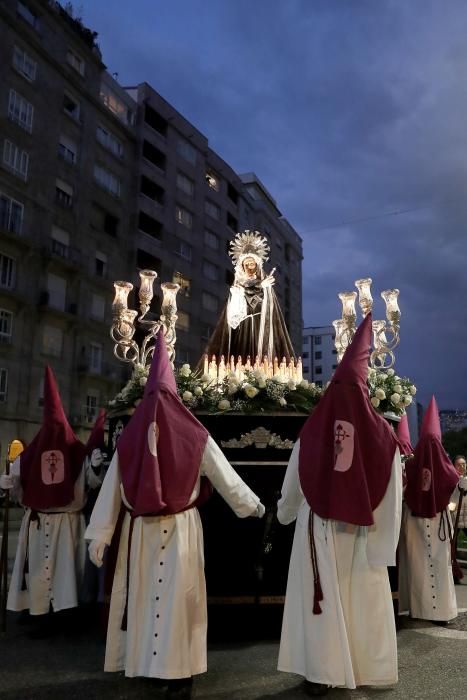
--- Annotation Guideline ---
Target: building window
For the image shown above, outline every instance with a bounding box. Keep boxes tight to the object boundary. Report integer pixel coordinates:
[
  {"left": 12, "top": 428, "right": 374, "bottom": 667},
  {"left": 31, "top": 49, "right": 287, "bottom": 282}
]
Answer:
[
  {"left": 315, "top": 366, "right": 322, "bottom": 375},
  {"left": 0, "top": 310, "right": 13, "bottom": 344},
  {"left": 13, "top": 45, "right": 37, "bottom": 81},
  {"left": 42, "top": 325, "right": 63, "bottom": 358},
  {"left": 177, "top": 139, "right": 197, "bottom": 165},
  {"left": 142, "top": 140, "right": 166, "bottom": 171},
  {"left": 17, "top": 2, "right": 39, "bottom": 29},
  {"left": 173, "top": 271, "right": 191, "bottom": 297},
  {"left": 55, "top": 179, "right": 73, "bottom": 208},
  {"left": 58, "top": 134, "right": 77, "bottom": 165},
  {"left": 204, "top": 229, "right": 219, "bottom": 250},
  {"left": 315, "top": 351, "right": 322, "bottom": 360},
  {"left": 174, "top": 239, "right": 192, "bottom": 261},
  {"left": 202, "top": 291, "right": 218, "bottom": 313},
  {"left": 0, "top": 193, "right": 23, "bottom": 234},
  {"left": 94, "top": 165, "right": 121, "bottom": 198},
  {"left": 176, "top": 310, "right": 190, "bottom": 332},
  {"left": 0, "top": 368, "right": 7, "bottom": 402},
  {"left": 201, "top": 325, "right": 213, "bottom": 341},
  {"left": 47, "top": 273, "right": 66, "bottom": 311},
  {"left": 91, "top": 203, "right": 119, "bottom": 237},
  {"left": 302, "top": 352, "right": 309, "bottom": 359},
  {"left": 227, "top": 183, "right": 239, "bottom": 205},
  {"left": 332, "top": 348, "right": 337, "bottom": 355},
  {"left": 95, "top": 251, "right": 107, "bottom": 277},
  {"left": 51, "top": 226, "right": 70, "bottom": 258},
  {"left": 205, "top": 170, "right": 220, "bottom": 191},
  {"left": 63, "top": 92, "right": 81, "bottom": 121},
  {"left": 227, "top": 212, "right": 238, "bottom": 231},
  {"left": 314, "top": 336, "right": 322, "bottom": 345},
  {"left": 90, "top": 343, "right": 103, "bottom": 373},
  {"left": 316, "top": 380, "right": 323, "bottom": 388},
  {"left": 205, "top": 200, "right": 220, "bottom": 220},
  {"left": 66, "top": 48, "right": 85, "bottom": 76},
  {"left": 96, "top": 124, "right": 123, "bottom": 158},
  {"left": 139, "top": 211, "right": 163, "bottom": 240},
  {"left": 0, "top": 254, "right": 15, "bottom": 289},
  {"left": 144, "top": 104, "right": 168, "bottom": 137},
  {"left": 203, "top": 260, "right": 219, "bottom": 282},
  {"left": 8, "top": 90, "right": 33, "bottom": 132},
  {"left": 136, "top": 249, "right": 161, "bottom": 273},
  {"left": 100, "top": 82, "right": 134, "bottom": 125},
  {"left": 85, "top": 392, "right": 99, "bottom": 422},
  {"left": 332, "top": 364, "right": 338, "bottom": 370},
  {"left": 3, "top": 140, "right": 29, "bottom": 180},
  {"left": 175, "top": 205, "right": 193, "bottom": 229},
  {"left": 176, "top": 172, "right": 194, "bottom": 197},
  {"left": 303, "top": 366, "right": 309, "bottom": 374},
  {"left": 91, "top": 293, "right": 105, "bottom": 321},
  {"left": 140, "top": 175, "right": 164, "bottom": 205}
]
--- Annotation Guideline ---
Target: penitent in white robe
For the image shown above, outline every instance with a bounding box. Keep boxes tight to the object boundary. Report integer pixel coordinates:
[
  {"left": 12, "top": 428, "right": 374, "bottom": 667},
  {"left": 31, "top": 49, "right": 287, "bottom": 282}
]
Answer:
[
  {"left": 7, "top": 458, "right": 87, "bottom": 615},
  {"left": 277, "top": 440, "right": 402, "bottom": 689},
  {"left": 398, "top": 504, "right": 457, "bottom": 622},
  {"left": 84, "top": 435, "right": 261, "bottom": 680}
]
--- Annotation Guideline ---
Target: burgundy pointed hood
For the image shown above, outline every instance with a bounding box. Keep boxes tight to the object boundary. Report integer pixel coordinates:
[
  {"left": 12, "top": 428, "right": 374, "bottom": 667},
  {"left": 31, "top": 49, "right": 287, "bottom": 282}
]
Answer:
[
  {"left": 117, "top": 332, "right": 209, "bottom": 516},
  {"left": 20, "top": 366, "right": 86, "bottom": 509},
  {"left": 405, "top": 396, "right": 458, "bottom": 517},
  {"left": 299, "top": 313, "right": 398, "bottom": 526},
  {"left": 396, "top": 414, "right": 413, "bottom": 456},
  {"left": 85, "top": 409, "right": 106, "bottom": 455}
]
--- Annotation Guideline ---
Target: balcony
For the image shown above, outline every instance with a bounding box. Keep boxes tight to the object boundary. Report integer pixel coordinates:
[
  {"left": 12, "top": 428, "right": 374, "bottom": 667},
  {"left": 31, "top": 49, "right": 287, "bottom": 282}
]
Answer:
[{"left": 43, "top": 239, "right": 83, "bottom": 270}]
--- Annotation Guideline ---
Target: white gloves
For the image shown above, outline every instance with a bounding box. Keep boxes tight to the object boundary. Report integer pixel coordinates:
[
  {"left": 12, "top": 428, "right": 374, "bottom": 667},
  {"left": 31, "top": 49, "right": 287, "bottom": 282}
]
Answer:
[
  {"left": 459, "top": 477, "right": 467, "bottom": 492},
  {"left": 261, "top": 275, "right": 275, "bottom": 289},
  {"left": 0, "top": 474, "right": 15, "bottom": 490},
  {"left": 89, "top": 540, "right": 106, "bottom": 568},
  {"left": 255, "top": 503, "right": 266, "bottom": 518}
]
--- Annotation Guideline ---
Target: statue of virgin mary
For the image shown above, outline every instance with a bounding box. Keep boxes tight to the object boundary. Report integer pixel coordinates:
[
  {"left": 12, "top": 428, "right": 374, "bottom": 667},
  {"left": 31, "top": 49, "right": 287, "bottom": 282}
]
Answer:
[{"left": 203, "top": 231, "right": 295, "bottom": 363}]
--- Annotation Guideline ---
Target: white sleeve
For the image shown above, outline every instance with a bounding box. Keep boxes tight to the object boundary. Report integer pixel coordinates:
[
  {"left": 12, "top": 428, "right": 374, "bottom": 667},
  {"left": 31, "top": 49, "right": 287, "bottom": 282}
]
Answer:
[
  {"left": 277, "top": 439, "right": 304, "bottom": 525},
  {"left": 200, "top": 436, "right": 261, "bottom": 518},
  {"left": 6, "top": 457, "right": 22, "bottom": 503},
  {"left": 226, "top": 285, "right": 247, "bottom": 329},
  {"left": 366, "top": 448, "right": 403, "bottom": 566},
  {"left": 84, "top": 451, "right": 123, "bottom": 545}
]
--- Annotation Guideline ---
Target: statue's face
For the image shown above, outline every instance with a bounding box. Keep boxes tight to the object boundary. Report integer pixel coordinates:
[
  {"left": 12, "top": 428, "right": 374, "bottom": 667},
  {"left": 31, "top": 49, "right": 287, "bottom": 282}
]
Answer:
[
  {"left": 243, "top": 257, "right": 257, "bottom": 275},
  {"left": 455, "top": 457, "right": 466, "bottom": 475}
]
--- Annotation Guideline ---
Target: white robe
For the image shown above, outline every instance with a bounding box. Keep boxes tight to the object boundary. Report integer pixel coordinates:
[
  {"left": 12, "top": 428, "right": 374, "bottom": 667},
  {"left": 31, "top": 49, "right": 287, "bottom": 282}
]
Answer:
[
  {"left": 398, "top": 504, "right": 457, "bottom": 622},
  {"left": 7, "top": 458, "right": 87, "bottom": 615},
  {"left": 84, "top": 435, "right": 261, "bottom": 680},
  {"left": 277, "top": 440, "right": 402, "bottom": 689}
]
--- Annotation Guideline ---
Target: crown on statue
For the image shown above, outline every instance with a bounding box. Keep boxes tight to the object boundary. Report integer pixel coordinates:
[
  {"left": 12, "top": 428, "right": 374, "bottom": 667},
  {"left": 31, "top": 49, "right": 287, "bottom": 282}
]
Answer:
[{"left": 229, "top": 230, "right": 270, "bottom": 267}]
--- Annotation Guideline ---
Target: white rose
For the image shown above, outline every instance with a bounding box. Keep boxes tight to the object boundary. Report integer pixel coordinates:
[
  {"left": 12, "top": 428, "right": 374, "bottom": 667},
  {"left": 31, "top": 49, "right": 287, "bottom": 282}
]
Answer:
[
  {"left": 108, "top": 399, "right": 116, "bottom": 406},
  {"left": 403, "top": 395, "right": 412, "bottom": 406},
  {"left": 379, "top": 373, "right": 387, "bottom": 381},
  {"left": 387, "top": 368, "right": 395, "bottom": 376},
  {"left": 218, "top": 399, "right": 231, "bottom": 410},
  {"left": 394, "top": 376, "right": 400, "bottom": 381},
  {"left": 371, "top": 397, "right": 380, "bottom": 408},
  {"left": 182, "top": 391, "right": 193, "bottom": 401},
  {"left": 300, "top": 379, "right": 309, "bottom": 388},
  {"left": 228, "top": 381, "right": 239, "bottom": 395},
  {"left": 368, "top": 367, "right": 377, "bottom": 376},
  {"left": 201, "top": 373, "right": 211, "bottom": 383},
  {"left": 394, "top": 384, "right": 402, "bottom": 394},
  {"left": 272, "top": 375, "right": 282, "bottom": 383},
  {"left": 287, "top": 379, "right": 296, "bottom": 390},
  {"left": 139, "top": 377, "right": 147, "bottom": 386},
  {"left": 390, "top": 393, "right": 400, "bottom": 405},
  {"left": 194, "top": 386, "right": 203, "bottom": 396},
  {"left": 409, "top": 385, "right": 417, "bottom": 395},
  {"left": 375, "top": 388, "right": 386, "bottom": 400},
  {"left": 258, "top": 379, "right": 266, "bottom": 388},
  {"left": 244, "top": 384, "right": 259, "bottom": 398},
  {"left": 279, "top": 397, "right": 287, "bottom": 406},
  {"left": 228, "top": 371, "right": 237, "bottom": 379},
  {"left": 253, "top": 369, "right": 265, "bottom": 381}
]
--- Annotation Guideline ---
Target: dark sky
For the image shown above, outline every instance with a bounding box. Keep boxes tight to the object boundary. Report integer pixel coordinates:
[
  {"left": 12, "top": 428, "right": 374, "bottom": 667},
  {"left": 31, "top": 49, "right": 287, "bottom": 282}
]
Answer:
[{"left": 78, "top": 0, "right": 467, "bottom": 409}]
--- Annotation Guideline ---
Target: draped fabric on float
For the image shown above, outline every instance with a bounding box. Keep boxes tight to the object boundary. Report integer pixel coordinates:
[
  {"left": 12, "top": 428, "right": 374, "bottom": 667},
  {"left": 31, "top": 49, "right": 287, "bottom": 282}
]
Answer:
[{"left": 20, "top": 366, "right": 86, "bottom": 510}]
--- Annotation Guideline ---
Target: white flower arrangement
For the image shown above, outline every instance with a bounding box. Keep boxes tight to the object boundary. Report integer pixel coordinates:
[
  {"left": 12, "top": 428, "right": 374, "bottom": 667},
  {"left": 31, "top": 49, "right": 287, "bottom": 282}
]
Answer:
[{"left": 367, "top": 369, "right": 416, "bottom": 417}]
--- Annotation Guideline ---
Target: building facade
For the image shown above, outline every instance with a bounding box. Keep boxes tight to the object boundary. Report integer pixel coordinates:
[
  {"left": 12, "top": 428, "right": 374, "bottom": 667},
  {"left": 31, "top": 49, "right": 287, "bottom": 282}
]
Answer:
[
  {"left": 0, "top": 2, "right": 303, "bottom": 461},
  {"left": 0, "top": 0, "right": 137, "bottom": 458},
  {"left": 302, "top": 325, "right": 338, "bottom": 386}
]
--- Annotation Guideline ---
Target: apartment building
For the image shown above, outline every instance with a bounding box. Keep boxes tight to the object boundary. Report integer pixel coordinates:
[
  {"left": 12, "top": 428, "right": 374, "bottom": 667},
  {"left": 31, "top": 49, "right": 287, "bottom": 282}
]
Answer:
[
  {"left": 125, "top": 83, "right": 303, "bottom": 365},
  {"left": 302, "top": 325, "right": 338, "bottom": 386},
  {"left": 0, "top": 0, "right": 137, "bottom": 457}
]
